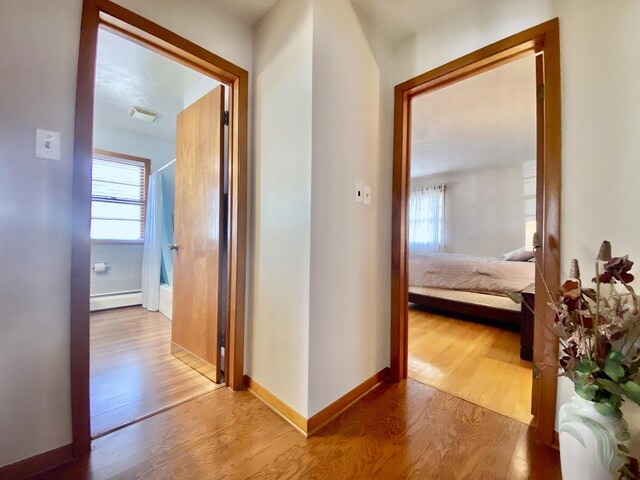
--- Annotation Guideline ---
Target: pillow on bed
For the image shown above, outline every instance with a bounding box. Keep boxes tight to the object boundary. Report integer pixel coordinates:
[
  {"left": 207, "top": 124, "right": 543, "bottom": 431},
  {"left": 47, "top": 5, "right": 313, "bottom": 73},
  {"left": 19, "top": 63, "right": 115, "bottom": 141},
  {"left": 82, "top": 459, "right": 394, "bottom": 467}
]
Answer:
[{"left": 501, "top": 247, "right": 535, "bottom": 262}]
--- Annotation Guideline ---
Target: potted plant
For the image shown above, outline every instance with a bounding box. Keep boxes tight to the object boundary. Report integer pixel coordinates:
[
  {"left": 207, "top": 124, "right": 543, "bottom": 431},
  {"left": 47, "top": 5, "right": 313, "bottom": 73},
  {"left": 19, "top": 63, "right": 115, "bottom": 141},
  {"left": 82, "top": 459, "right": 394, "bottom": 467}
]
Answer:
[{"left": 512, "top": 241, "right": 640, "bottom": 479}]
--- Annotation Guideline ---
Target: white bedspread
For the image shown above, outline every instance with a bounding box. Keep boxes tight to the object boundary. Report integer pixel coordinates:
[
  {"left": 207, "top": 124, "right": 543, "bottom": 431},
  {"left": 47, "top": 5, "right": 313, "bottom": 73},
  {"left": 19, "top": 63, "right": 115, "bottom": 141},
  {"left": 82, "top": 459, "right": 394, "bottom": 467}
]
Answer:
[{"left": 409, "top": 253, "right": 534, "bottom": 295}]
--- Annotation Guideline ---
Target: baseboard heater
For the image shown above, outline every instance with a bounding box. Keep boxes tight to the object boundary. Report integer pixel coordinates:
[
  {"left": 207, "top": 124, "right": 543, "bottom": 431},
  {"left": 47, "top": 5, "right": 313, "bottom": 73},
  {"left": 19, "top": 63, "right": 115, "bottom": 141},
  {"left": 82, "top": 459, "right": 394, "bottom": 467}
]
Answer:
[{"left": 90, "top": 291, "right": 142, "bottom": 311}]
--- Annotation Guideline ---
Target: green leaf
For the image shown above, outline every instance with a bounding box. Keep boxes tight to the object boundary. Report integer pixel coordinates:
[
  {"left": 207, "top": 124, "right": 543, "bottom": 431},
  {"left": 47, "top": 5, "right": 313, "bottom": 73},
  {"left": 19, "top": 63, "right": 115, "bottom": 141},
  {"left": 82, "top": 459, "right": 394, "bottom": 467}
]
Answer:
[
  {"left": 604, "top": 357, "right": 625, "bottom": 381},
  {"left": 595, "top": 378, "right": 625, "bottom": 396},
  {"left": 622, "top": 381, "right": 640, "bottom": 406},
  {"left": 576, "top": 384, "right": 598, "bottom": 401},
  {"left": 594, "top": 401, "right": 622, "bottom": 418},
  {"left": 618, "top": 443, "right": 630, "bottom": 454},
  {"left": 616, "top": 430, "right": 631, "bottom": 441},
  {"left": 608, "top": 350, "right": 626, "bottom": 363},
  {"left": 576, "top": 359, "right": 599, "bottom": 375}
]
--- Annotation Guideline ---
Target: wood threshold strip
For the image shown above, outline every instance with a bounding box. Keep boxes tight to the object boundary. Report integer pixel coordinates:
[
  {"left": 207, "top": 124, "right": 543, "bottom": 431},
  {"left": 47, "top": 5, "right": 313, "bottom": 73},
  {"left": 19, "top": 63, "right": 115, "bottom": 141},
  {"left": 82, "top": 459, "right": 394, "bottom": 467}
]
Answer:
[
  {"left": 0, "top": 444, "right": 73, "bottom": 480},
  {"left": 244, "top": 368, "right": 390, "bottom": 437},
  {"left": 92, "top": 388, "right": 219, "bottom": 440}
]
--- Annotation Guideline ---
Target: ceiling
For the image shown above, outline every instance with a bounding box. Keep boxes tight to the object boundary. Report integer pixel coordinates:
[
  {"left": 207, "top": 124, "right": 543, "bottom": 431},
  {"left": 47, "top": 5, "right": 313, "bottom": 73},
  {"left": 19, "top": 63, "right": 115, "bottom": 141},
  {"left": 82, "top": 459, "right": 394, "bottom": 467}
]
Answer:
[
  {"left": 351, "top": 0, "right": 475, "bottom": 45},
  {"left": 410, "top": 54, "right": 536, "bottom": 178},
  {"left": 94, "top": 29, "right": 220, "bottom": 141},
  {"left": 209, "top": 0, "right": 279, "bottom": 25}
]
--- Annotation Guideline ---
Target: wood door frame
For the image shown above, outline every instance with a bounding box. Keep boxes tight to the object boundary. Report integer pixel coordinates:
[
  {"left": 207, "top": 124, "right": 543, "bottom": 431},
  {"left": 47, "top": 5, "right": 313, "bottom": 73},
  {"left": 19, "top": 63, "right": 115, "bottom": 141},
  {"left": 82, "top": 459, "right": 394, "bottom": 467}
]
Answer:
[
  {"left": 390, "top": 18, "right": 561, "bottom": 446},
  {"left": 71, "top": 0, "right": 248, "bottom": 456}
]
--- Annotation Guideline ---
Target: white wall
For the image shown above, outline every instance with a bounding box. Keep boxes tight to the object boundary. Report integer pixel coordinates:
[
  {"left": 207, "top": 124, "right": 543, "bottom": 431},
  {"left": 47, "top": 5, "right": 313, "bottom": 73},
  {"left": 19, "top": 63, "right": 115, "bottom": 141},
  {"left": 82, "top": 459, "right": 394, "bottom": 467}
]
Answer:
[
  {"left": 111, "top": 0, "right": 252, "bottom": 71},
  {"left": 388, "top": 0, "right": 640, "bottom": 425},
  {"left": 248, "top": 0, "right": 313, "bottom": 417},
  {"left": 93, "top": 123, "right": 176, "bottom": 173},
  {"left": 0, "top": 0, "right": 81, "bottom": 467},
  {"left": 307, "top": 0, "right": 390, "bottom": 417},
  {"left": 0, "top": 0, "right": 253, "bottom": 468},
  {"left": 411, "top": 164, "right": 527, "bottom": 258}
]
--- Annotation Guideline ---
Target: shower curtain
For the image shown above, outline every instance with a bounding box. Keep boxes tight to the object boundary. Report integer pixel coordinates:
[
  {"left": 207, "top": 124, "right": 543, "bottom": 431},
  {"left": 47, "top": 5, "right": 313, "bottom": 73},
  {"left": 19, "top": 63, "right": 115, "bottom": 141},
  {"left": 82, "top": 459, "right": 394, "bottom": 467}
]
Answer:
[{"left": 141, "top": 174, "right": 163, "bottom": 311}]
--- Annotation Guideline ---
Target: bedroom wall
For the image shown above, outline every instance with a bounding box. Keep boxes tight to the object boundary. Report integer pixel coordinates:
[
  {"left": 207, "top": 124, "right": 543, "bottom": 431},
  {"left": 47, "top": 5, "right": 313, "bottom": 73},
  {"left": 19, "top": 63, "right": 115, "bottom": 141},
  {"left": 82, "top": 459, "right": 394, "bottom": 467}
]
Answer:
[
  {"left": 389, "top": 0, "right": 640, "bottom": 430},
  {"left": 411, "top": 163, "right": 527, "bottom": 258},
  {"left": 249, "top": 0, "right": 313, "bottom": 417},
  {"left": 0, "top": 0, "right": 253, "bottom": 469}
]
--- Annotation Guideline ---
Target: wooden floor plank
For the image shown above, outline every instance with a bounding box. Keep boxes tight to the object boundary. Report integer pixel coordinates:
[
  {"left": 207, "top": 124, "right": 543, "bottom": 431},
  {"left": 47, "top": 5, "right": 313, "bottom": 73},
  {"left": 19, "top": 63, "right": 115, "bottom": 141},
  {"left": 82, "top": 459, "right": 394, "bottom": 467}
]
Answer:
[
  {"left": 408, "top": 306, "right": 534, "bottom": 424},
  {"left": 90, "top": 307, "right": 222, "bottom": 437},
  {"left": 44, "top": 379, "right": 559, "bottom": 479}
]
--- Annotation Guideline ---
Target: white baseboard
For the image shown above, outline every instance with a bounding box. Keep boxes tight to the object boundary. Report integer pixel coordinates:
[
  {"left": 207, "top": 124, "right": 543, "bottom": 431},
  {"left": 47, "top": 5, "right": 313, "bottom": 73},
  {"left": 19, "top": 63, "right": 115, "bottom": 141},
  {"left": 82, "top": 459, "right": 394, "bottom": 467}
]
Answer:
[{"left": 90, "top": 292, "right": 142, "bottom": 311}]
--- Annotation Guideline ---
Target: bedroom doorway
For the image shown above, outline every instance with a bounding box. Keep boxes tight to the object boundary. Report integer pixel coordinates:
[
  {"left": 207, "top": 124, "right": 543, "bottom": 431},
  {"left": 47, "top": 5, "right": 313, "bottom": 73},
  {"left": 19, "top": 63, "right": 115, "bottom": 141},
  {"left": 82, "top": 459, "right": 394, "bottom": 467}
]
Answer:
[
  {"left": 390, "top": 19, "right": 561, "bottom": 446},
  {"left": 406, "top": 54, "right": 537, "bottom": 425}
]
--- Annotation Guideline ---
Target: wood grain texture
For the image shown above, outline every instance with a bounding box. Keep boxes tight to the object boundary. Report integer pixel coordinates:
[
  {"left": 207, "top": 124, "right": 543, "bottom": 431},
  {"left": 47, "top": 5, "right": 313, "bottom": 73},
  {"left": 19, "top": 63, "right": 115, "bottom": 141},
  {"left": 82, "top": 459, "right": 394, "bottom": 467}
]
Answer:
[
  {"left": 244, "top": 375, "right": 308, "bottom": 434},
  {"left": 391, "top": 18, "right": 561, "bottom": 445},
  {"left": 90, "top": 307, "right": 221, "bottom": 437},
  {"left": 43, "top": 380, "right": 560, "bottom": 480},
  {"left": 172, "top": 86, "right": 225, "bottom": 381},
  {"left": 408, "top": 307, "right": 534, "bottom": 425},
  {"left": 306, "top": 368, "right": 389, "bottom": 435},
  {"left": 535, "top": 19, "right": 562, "bottom": 447}
]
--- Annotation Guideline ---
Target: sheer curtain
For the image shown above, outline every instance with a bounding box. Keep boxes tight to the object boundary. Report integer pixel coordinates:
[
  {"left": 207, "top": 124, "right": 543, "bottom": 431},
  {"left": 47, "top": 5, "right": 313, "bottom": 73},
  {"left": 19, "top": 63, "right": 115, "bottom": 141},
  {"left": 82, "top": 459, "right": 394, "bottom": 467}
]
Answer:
[{"left": 409, "top": 184, "right": 445, "bottom": 254}]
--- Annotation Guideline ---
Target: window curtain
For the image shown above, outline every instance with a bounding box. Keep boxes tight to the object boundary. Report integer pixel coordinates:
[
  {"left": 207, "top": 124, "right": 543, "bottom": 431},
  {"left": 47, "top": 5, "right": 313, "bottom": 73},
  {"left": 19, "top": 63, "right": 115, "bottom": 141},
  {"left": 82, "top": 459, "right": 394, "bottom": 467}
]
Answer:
[{"left": 409, "top": 184, "right": 445, "bottom": 254}]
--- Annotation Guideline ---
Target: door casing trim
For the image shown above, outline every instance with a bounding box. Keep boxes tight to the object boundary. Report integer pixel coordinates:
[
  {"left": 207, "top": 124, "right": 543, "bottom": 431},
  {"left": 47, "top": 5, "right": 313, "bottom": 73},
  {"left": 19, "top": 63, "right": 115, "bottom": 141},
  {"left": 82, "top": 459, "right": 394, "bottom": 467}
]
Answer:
[
  {"left": 389, "top": 18, "right": 561, "bottom": 446},
  {"left": 71, "top": 0, "right": 248, "bottom": 456}
]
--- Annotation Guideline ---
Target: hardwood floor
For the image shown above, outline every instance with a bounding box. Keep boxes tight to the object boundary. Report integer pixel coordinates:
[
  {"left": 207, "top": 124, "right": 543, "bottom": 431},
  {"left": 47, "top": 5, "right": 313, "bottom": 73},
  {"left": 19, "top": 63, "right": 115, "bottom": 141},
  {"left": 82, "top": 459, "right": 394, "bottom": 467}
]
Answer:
[
  {"left": 90, "top": 307, "right": 222, "bottom": 437},
  {"left": 44, "top": 379, "right": 560, "bottom": 479},
  {"left": 408, "top": 306, "right": 534, "bottom": 425}
]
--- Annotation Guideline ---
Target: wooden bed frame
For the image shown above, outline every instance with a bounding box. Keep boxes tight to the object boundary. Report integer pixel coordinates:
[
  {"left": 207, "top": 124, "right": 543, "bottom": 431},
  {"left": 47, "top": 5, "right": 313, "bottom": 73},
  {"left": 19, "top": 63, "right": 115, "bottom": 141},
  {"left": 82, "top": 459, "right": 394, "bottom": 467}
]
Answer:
[{"left": 408, "top": 290, "right": 521, "bottom": 326}]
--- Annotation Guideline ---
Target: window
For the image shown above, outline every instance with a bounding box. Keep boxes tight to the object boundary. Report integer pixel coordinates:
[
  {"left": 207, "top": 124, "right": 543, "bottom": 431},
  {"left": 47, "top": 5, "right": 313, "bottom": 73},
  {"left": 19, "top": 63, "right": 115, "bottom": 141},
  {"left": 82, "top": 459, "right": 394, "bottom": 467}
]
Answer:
[
  {"left": 91, "top": 150, "right": 150, "bottom": 241},
  {"left": 408, "top": 184, "right": 445, "bottom": 253}
]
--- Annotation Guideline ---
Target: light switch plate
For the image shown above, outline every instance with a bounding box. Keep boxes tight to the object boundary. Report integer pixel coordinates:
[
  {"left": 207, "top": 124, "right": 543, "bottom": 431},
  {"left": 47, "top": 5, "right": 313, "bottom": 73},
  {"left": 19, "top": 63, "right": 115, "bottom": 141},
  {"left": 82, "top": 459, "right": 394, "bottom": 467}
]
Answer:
[
  {"left": 36, "top": 129, "right": 61, "bottom": 160},
  {"left": 364, "top": 185, "right": 371, "bottom": 205},
  {"left": 355, "top": 183, "right": 363, "bottom": 203}
]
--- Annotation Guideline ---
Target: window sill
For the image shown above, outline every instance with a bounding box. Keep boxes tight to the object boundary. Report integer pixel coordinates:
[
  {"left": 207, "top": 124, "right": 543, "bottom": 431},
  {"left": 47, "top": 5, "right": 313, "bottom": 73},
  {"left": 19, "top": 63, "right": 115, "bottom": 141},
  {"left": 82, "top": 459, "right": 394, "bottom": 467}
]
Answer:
[{"left": 91, "top": 239, "right": 144, "bottom": 245}]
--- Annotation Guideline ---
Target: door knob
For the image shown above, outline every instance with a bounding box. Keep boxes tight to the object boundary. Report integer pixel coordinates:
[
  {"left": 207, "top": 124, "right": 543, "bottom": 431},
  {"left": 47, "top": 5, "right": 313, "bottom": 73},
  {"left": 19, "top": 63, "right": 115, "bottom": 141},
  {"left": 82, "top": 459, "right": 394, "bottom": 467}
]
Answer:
[{"left": 168, "top": 244, "right": 179, "bottom": 251}]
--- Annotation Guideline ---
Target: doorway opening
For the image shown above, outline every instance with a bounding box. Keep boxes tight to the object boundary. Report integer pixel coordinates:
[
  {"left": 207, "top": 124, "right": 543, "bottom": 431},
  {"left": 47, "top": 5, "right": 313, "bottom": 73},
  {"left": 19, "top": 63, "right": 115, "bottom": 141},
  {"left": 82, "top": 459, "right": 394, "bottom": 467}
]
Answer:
[
  {"left": 72, "top": 0, "right": 248, "bottom": 456},
  {"left": 390, "top": 19, "right": 561, "bottom": 446},
  {"left": 406, "top": 54, "right": 537, "bottom": 425},
  {"left": 88, "top": 28, "right": 228, "bottom": 438}
]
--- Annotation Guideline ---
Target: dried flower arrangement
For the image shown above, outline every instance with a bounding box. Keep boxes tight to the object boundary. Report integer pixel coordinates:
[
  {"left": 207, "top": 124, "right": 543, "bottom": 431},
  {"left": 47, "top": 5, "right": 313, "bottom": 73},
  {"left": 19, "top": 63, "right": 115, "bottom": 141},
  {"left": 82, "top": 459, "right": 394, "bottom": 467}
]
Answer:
[{"left": 510, "top": 240, "right": 640, "bottom": 479}]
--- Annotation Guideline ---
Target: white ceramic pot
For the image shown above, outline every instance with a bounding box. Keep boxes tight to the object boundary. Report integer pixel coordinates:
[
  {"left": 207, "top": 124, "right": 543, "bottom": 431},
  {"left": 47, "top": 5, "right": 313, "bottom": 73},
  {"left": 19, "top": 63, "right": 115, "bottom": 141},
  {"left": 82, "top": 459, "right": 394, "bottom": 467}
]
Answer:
[{"left": 558, "top": 394, "right": 628, "bottom": 480}]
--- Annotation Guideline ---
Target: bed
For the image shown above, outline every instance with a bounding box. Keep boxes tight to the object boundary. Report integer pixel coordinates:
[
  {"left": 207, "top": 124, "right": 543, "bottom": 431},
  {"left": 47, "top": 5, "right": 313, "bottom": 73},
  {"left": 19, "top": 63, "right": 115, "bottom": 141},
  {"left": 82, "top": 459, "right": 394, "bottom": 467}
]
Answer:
[{"left": 408, "top": 252, "right": 534, "bottom": 326}]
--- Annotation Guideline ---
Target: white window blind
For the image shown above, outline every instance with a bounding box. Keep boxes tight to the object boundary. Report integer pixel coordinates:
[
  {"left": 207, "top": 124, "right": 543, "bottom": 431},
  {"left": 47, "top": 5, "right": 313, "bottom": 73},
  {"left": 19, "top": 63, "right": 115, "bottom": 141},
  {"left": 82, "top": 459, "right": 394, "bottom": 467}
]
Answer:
[{"left": 91, "top": 155, "right": 148, "bottom": 241}]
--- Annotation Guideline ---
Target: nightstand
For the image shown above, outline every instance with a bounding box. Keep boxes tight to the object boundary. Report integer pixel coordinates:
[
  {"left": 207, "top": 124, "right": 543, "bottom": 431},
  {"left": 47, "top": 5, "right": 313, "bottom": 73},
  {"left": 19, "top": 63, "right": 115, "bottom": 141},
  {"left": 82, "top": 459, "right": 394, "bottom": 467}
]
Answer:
[{"left": 520, "top": 283, "right": 535, "bottom": 361}]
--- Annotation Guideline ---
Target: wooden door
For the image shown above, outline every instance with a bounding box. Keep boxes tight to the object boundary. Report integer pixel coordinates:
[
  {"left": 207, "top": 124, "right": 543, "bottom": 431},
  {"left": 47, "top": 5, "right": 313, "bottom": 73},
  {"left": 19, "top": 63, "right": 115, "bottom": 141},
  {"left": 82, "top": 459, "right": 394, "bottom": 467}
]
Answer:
[{"left": 171, "top": 86, "right": 225, "bottom": 383}]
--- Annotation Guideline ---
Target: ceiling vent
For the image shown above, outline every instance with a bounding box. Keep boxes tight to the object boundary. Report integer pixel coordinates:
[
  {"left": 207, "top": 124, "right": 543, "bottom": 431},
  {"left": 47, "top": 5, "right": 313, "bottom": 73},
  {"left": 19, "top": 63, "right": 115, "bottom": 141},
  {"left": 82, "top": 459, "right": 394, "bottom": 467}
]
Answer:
[{"left": 128, "top": 106, "right": 159, "bottom": 123}]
